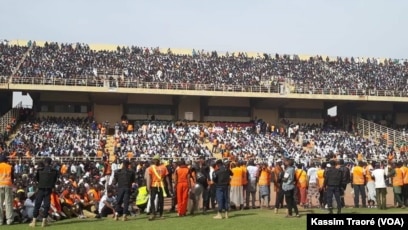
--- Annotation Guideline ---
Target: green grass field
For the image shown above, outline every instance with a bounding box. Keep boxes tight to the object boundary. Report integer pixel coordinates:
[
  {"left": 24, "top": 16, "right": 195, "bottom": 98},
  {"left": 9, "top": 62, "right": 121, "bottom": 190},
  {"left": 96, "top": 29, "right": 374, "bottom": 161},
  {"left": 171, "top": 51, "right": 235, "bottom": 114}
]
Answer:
[{"left": 7, "top": 208, "right": 408, "bottom": 230}]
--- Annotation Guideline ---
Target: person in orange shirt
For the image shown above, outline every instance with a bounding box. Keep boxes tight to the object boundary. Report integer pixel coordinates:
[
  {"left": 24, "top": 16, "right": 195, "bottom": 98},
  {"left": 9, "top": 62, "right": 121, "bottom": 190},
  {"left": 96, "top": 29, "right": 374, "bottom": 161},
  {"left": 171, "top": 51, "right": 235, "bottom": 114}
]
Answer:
[
  {"left": 389, "top": 162, "right": 404, "bottom": 207},
  {"left": 50, "top": 190, "right": 65, "bottom": 220},
  {"left": 230, "top": 162, "right": 244, "bottom": 210},
  {"left": 364, "top": 162, "right": 376, "bottom": 208},
  {"left": 60, "top": 164, "right": 69, "bottom": 176},
  {"left": 60, "top": 187, "right": 79, "bottom": 218},
  {"left": 295, "top": 164, "right": 308, "bottom": 208},
  {"left": 238, "top": 161, "right": 248, "bottom": 202},
  {"left": 258, "top": 163, "right": 271, "bottom": 209},
  {"left": 401, "top": 161, "right": 408, "bottom": 206},
  {"left": 351, "top": 161, "right": 367, "bottom": 208},
  {"left": 175, "top": 159, "right": 190, "bottom": 217},
  {"left": 0, "top": 155, "right": 14, "bottom": 225},
  {"left": 146, "top": 155, "right": 171, "bottom": 221},
  {"left": 87, "top": 184, "right": 101, "bottom": 215}
]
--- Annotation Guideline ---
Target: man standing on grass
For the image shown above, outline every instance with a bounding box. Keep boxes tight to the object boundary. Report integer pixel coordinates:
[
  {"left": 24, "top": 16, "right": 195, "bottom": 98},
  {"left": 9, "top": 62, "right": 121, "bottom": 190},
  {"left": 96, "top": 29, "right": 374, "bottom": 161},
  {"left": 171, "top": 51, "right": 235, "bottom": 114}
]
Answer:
[
  {"left": 29, "top": 158, "right": 58, "bottom": 227},
  {"left": 146, "top": 155, "right": 171, "bottom": 221},
  {"left": 324, "top": 160, "right": 343, "bottom": 214},
  {"left": 113, "top": 160, "right": 135, "bottom": 221},
  {"left": 282, "top": 158, "right": 299, "bottom": 218},
  {"left": 213, "top": 160, "right": 232, "bottom": 219},
  {"left": 337, "top": 159, "right": 350, "bottom": 208},
  {"left": 175, "top": 159, "right": 190, "bottom": 217},
  {"left": 371, "top": 162, "right": 387, "bottom": 210},
  {"left": 0, "top": 155, "right": 14, "bottom": 225},
  {"left": 351, "top": 161, "right": 366, "bottom": 208},
  {"left": 306, "top": 162, "right": 319, "bottom": 208}
]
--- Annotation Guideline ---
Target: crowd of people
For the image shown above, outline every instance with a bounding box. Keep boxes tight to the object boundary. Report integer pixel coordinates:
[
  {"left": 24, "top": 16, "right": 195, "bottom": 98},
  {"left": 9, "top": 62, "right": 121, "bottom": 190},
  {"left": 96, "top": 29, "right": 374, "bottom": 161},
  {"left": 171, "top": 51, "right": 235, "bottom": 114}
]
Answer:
[
  {"left": 0, "top": 40, "right": 406, "bottom": 95},
  {"left": 0, "top": 43, "right": 28, "bottom": 83},
  {"left": 0, "top": 114, "right": 405, "bottom": 226}
]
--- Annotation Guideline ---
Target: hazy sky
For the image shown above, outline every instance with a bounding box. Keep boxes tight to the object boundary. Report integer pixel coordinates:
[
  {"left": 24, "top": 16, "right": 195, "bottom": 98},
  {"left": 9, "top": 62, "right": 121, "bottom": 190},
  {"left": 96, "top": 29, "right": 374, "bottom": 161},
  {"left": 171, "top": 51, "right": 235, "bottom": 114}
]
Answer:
[{"left": 1, "top": 0, "right": 407, "bottom": 59}]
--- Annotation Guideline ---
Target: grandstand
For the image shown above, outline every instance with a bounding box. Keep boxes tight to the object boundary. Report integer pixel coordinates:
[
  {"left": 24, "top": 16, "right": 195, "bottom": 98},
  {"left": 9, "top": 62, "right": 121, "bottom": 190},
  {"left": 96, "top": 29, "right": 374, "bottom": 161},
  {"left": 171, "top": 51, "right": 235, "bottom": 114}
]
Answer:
[{"left": 1, "top": 39, "right": 408, "bottom": 163}]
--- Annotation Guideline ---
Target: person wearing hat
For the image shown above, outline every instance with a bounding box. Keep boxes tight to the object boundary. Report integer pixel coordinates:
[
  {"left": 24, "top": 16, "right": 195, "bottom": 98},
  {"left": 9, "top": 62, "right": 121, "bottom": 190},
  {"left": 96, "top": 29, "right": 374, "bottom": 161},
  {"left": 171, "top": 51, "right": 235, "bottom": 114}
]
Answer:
[
  {"left": 0, "top": 154, "right": 14, "bottom": 225},
  {"left": 146, "top": 155, "right": 171, "bottom": 221},
  {"left": 112, "top": 160, "right": 135, "bottom": 221},
  {"left": 29, "top": 157, "right": 59, "bottom": 227}
]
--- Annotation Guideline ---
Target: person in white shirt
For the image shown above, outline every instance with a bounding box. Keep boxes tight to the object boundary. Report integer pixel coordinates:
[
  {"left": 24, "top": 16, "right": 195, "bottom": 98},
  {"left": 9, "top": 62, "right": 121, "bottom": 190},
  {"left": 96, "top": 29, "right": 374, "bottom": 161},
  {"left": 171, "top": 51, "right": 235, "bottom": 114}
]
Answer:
[
  {"left": 371, "top": 163, "right": 387, "bottom": 210},
  {"left": 96, "top": 190, "right": 116, "bottom": 218},
  {"left": 246, "top": 160, "right": 258, "bottom": 209},
  {"left": 306, "top": 162, "right": 318, "bottom": 208},
  {"left": 23, "top": 192, "right": 36, "bottom": 221},
  {"left": 209, "top": 161, "right": 216, "bottom": 209}
]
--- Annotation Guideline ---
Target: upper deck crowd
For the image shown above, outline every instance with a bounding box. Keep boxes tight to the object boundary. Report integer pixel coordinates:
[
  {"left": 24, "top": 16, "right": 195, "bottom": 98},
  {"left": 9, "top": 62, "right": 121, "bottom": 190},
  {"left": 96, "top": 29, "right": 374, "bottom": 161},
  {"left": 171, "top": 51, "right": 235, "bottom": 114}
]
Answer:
[{"left": 0, "top": 41, "right": 408, "bottom": 95}]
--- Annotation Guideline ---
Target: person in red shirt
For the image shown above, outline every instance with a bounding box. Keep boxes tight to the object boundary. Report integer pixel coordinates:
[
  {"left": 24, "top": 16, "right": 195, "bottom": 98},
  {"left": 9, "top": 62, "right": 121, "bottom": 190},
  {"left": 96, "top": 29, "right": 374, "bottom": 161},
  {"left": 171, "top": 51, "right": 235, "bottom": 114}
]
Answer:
[{"left": 146, "top": 155, "right": 171, "bottom": 221}]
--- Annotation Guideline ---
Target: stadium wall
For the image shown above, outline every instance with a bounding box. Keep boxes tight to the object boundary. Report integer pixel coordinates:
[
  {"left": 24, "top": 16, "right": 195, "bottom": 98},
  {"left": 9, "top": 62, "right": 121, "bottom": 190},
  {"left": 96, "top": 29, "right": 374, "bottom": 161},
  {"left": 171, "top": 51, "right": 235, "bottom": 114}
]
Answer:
[
  {"left": 356, "top": 102, "right": 393, "bottom": 111},
  {"left": 283, "top": 99, "right": 323, "bottom": 109},
  {"left": 203, "top": 116, "right": 250, "bottom": 122},
  {"left": 0, "top": 91, "right": 12, "bottom": 116},
  {"left": 39, "top": 91, "right": 89, "bottom": 102},
  {"left": 253, "top": 109, "right": 278, "bottom": 125},
  {"left": 20, "top": 89, "right": 405, "bottom": 126},
  {"left": 93, "top": 104, "right": 123, "bottom": 124},
  {"left": 178, "top": 96, "right": 200, "bottom": 121},
  {"left": 395, "top": 113, "right": 408, "bottom": 125},
  {"left": 126, "top": 115, "right": 175, "bottom": 121},
  {"left": 281, "top": 99, "right": 324, "bottom": 125},
  {"left": 207, "top": 97, "right": 250, "bottom": 107},
  {"left": 127, "top": 94, "right": 173, "bottom": 105},
  {"left": 37, "top": 112, "right": 88, "bottom": 119}
]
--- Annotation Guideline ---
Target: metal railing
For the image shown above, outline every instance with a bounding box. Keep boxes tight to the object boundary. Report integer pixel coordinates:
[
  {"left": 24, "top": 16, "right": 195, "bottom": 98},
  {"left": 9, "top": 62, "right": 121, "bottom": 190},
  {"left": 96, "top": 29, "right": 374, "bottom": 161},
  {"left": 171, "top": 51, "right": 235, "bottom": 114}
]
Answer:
[
  {"left": 8, "top": 76, "right": 408, "bottom": 97},
  {"left": 0, "top": 101, "right": 23, "bottom": 134},
  {"left": 357, "top": 117, "right": 407, "bottom": 149},
  {"left": 9, "top": 77, "right": 282, "bottom": 93},
  {"left": 7, "top": 156, "right": 205, "bottom": 164}
]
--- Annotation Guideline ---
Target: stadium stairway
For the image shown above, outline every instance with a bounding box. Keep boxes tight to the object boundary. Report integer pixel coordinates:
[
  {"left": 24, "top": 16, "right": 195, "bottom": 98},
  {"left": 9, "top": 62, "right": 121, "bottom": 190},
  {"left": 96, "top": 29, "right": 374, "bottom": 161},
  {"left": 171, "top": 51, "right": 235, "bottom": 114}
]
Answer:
[
  {"left": 202, "top": 139, "right": 222, "bottom": 160},
  {"left": 8, "top": 44, "right": 33, "bottom": 83},
  {"left": 106, "top": 135, "right": 116, "bottom": 162}
]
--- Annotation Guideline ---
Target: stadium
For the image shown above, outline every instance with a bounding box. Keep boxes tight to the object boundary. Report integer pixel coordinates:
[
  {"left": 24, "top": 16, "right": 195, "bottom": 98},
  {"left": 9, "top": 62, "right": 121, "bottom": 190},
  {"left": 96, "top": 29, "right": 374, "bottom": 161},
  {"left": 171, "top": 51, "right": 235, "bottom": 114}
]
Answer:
[
  {"left": 0, "top": 38, "right": 407, "bottom": 229},
  {"left": 1, "top": 1, "right": 408, "bottom": 230}
]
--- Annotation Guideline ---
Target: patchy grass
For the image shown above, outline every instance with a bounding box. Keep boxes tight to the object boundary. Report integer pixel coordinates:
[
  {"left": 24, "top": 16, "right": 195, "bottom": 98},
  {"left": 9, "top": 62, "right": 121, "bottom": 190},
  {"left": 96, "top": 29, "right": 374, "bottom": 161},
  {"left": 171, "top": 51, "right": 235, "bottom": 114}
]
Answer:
[{"left": 8, "top": 206, "right": 405, "bottom": 230}]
